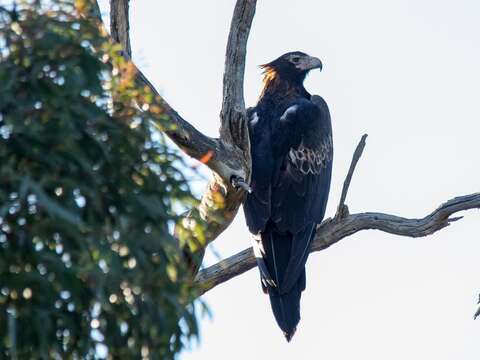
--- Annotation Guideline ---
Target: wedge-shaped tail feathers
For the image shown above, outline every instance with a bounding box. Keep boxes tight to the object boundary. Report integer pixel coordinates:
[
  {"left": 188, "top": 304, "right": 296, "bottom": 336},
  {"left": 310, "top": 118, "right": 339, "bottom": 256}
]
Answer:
[
  {"left": 268, "top": 269, "right": 306, "bottom": 341},
  {"left": 254, "top": 222, "right": 314, "bottom": 341}
]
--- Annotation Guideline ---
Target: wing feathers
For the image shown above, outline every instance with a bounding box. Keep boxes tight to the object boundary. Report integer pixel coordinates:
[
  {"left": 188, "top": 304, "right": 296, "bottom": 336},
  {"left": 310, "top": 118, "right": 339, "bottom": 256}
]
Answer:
[{"left": 243, "top": 96, "right": 333, "bottom": 330}]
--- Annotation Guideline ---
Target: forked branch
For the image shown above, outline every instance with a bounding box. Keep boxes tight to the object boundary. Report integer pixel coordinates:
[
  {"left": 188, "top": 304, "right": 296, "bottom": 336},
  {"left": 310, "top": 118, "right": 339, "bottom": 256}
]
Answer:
[{"left": 96, "top": 0, "right": 257, "bottom": 252}]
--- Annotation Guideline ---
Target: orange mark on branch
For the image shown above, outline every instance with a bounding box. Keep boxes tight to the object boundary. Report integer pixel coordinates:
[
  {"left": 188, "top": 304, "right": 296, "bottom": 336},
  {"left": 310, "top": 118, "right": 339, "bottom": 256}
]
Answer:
[{"left": 199, "top": 150, "right": 214, "bottom": 165}]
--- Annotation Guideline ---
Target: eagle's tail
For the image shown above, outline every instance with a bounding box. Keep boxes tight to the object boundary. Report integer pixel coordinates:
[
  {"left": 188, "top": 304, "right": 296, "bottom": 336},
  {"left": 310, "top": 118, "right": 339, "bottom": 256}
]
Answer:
[
  {"left": 253, "top": 223, "right": 309, "bottom": 342},
  {"left": 268, "top": 270, "right": 305, "bottom": 342}
]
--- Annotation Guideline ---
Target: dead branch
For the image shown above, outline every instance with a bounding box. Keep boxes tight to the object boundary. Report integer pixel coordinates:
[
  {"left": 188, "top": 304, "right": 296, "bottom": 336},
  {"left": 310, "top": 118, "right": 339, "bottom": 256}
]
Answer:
[
  {"left": 195, "top": 135, "right": 480, "bottom": 295},
  {"left": 109, "top": 0, "right": 131, "bottom": 58},
  {"left": 96, "top": 1, "right": 233, "bottom": 179},
  {"left": 94, "top": 0, "right": 257, "bottom": 255},
  {"left": 335, "top": 133, "right": 368, "bottom": 219},
  {"left": 220, "top": 0, "right": 255, "bottom": 154}
]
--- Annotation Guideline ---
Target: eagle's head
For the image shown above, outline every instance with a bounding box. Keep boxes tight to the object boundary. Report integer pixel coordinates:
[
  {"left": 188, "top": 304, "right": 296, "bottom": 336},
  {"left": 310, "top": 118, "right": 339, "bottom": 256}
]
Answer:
[{"left": 260, "top": 51, "right": 322, "bottom": 85}]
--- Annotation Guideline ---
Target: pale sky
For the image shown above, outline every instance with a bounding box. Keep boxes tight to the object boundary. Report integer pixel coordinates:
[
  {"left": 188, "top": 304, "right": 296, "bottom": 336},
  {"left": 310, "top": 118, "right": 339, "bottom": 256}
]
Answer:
[{"left": 99, "top": 1, "right": 480, "bottom": 359}]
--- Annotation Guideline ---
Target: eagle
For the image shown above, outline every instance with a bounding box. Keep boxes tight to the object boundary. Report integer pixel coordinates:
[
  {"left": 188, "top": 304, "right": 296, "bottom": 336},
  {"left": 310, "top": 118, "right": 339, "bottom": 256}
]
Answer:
[{"left": 243, "top": 51, "right": 333, "bottom": 341}]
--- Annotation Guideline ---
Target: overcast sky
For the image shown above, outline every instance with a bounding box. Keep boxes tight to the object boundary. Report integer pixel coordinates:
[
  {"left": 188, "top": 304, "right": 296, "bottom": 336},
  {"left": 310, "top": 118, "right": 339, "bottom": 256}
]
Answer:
[{"left": 98, "top": 1, "right": 480, "bottom": 359}]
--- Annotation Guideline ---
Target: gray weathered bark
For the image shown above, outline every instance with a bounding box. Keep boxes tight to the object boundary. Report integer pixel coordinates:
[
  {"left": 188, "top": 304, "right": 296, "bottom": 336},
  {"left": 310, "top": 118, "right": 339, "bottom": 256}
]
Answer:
[
  {"left": 97, "top": 0, "right": 256, "bottom": 255},
  {"left": 109, "top": 0, "right": 131, "bottom": 58}
]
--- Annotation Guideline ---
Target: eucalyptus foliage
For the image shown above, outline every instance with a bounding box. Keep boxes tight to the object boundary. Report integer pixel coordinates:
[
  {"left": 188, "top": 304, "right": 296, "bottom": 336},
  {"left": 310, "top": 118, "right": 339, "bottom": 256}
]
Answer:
[{"left": 0, "top": 1, "right": 202, "bottom": 358}]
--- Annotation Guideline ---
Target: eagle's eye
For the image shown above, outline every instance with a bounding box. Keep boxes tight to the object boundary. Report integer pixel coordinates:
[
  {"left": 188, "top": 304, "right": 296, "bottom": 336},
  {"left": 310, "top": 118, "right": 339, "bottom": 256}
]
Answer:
[{"left": 291, "top": 56, "right": 301, "bottom": 63}]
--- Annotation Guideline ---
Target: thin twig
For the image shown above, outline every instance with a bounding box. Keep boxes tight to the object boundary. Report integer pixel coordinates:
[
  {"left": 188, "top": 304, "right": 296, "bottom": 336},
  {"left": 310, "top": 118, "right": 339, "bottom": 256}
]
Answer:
[{"left": 336, "top": 134, "right": 368, "bottom": 218}]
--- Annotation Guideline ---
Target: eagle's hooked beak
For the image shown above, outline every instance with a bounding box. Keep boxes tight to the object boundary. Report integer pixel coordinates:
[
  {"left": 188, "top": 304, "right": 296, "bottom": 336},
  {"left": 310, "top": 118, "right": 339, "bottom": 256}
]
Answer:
[{"left": 298, "top": 56, "right": 323, "bottom": 72}]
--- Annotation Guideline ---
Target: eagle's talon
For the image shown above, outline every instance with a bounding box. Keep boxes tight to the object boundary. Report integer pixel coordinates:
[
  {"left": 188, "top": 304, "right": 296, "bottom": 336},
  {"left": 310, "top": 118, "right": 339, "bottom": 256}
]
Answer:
[{"left": 231, "top": 176, "right": 252, "bottom": 193}]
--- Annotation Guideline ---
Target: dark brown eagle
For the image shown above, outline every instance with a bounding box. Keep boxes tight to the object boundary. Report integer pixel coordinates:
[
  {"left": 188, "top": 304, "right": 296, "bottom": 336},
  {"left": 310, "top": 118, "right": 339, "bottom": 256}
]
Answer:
[{"left": 243, "top": 51, "right": 333, "bottom": 341}]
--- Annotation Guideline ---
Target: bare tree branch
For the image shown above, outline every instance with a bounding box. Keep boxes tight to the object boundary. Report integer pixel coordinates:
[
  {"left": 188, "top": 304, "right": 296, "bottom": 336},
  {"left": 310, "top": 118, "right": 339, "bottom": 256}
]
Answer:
[
  {"left": 105, "top": 0, "right": 255, "bottom": 180},
  {"left": 336, "top": 133, "right": 368, "bottom": 219},
  {"left": 196, "top": 194, "right": 480, "bottom": 295},
  {"left": 220, "top": 0, "right": 256, "bottom": 154},
  {"left": 94, "top": 1, "right": 223, "bottom": 178},
  {"left": 475, "top": 295, "right": 480, "bottom": 320},
  {"left": 195, "top": 135, "right": 480, "bottom": 295},
  {"left": 109, "top": 0, "right": 131, "bottom": 58},
  {"left": 95, "top": 1, "right": 257, "bottom": 254}
]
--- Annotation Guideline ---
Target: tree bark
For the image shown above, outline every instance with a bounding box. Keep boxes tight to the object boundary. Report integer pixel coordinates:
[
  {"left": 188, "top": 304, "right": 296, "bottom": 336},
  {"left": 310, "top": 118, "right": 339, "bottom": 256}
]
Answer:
[
  {"left": 109, "top": 0, "right": 131, "bottom": 58},
  {"left": 95, "top": 1, "right": 256, "bottom": 258},
  {"left": 196, "top": 192, "right": 480, "bottom": 294}
]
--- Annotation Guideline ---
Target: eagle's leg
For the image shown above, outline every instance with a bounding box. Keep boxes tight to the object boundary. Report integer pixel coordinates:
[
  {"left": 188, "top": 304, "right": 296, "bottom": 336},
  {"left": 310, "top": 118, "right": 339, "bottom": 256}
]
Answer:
[{"left": 231, "top": 175, "right": 252, "bottom": 193}]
